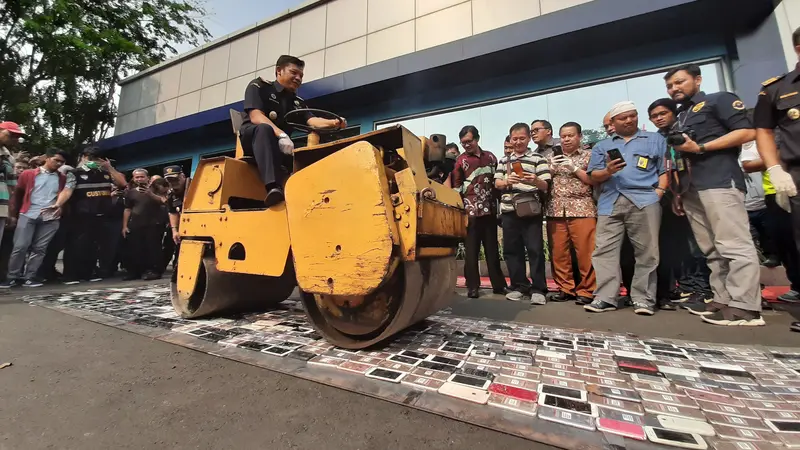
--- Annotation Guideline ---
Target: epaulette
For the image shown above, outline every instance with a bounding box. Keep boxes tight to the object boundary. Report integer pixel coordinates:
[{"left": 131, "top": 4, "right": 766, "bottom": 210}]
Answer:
[
  {"left": 762, "top": 74, "right": 786, "bottom": 87},
  {"left": 296, "top": 95, "right": 304, "bottom": 102}
]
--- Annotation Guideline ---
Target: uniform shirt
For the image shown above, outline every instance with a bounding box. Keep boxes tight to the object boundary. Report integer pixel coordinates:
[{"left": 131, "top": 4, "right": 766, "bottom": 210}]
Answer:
[
  {"left": 739, "top": 141, "right": 766, "bottom": 211},
  {"left": 124, "top": 187, "right": 167, "bottom": 228},
  {"left": 754, "top": 65, "right": 800, "bottom": 167},
  {"left": 494, "top": 149, "right": 552, "bottom": 214},
  {"left": 167, "top": 189, "right": 184, "bottom": 216},
  {"left": 450, "top": 148, "right": 498, "bottom": 218},
  {"left": 676, "top": 91, "right": 752, "bottom": 191},
  {"left": 588, "top": 130, "right": 667, "bottom": 216},
  {"left": 242, "top": 78, "right": 311, "bottom": 134},
  {"left": 544, "top": 149, "right": 597, "bottom": 218},
  {"left": 72, "top": 165, "right": 114, "bottom": 216}
]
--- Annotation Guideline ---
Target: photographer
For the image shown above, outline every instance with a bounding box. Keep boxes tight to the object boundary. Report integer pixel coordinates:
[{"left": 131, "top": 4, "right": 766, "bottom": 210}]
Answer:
[{"left": 664, "top": 64, "right": 762, "bottom": 326}]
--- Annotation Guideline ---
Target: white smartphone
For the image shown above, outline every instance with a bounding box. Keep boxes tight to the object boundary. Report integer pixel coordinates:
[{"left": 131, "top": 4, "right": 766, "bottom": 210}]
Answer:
[
  {"left": 765, "top": 419, "right": 800, "bottom": 434},
  {"left": 644, "top": 426, "right": 708, "bottom": 450},
  {"left": 537, "top": 394, "right": 597, "bottom": 417},
  {"left": 365, "top": 367, "right": 407, "bottom": 383},
  {"left": 630, "top": 373, "right": 670, "bottom": 384},
  {"left": 656, "top": 415, "right": 715, "bottom": 437},
  {"left": 538, "top": 405, "right": 595, "bottom": 431},
  {"left": 535, "top": 349, "right": 568, "bottom": 360},
  {"left": 446, "top": 373, "right": 491, "bottom": 390},
  {"left": 658, "top": 366, "right": 701, "bottom": 378},
  {"left": 438, "top": 381, "right": 491, "bottom": 404}
]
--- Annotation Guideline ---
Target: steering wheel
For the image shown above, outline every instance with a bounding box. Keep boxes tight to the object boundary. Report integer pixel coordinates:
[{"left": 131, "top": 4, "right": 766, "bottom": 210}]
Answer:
[{"left": 284, "top": 108, "right": 346, "bottom": 134}]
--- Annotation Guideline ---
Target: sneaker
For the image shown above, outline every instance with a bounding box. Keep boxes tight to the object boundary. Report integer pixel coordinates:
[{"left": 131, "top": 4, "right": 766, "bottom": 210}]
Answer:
[
  {"left": 779, "top": 290, "right": 800, "bottom": 303},
  {"left": 617, "top": 295, "right": 632, "bottom": 308},
  {"left": 763, "top": 257, "right": 781, "bottom": 268},
  {"left": 684, "top": 301, "right": 725, "bottom": 317},
  {"left": 702, "top": 307, "right": 766, "bottom": 327},
  {"left": 669, "top": 288, "right": 693, "bottom": 303},
  {"left": 792, "top": 322, "right": 800, "bottom": 332},
  {"left": 506, "top": 291, "right": 524, "bottom": 302},
  {"left": 633, "top": 302, "right": 655, "bottom": 316},
  {"left": 62, "top": 279, "right": 80, "bottom": 285},
  {"left": 88, "top": 277, "right": 103, "bottom": 282},
  {"left": 547, "top": 291, "right": 574, "bottom": 303},
  {"left": 530, "top": 293, "right": 547, "bottom": 305},
  {"left": 657, "top": 300, "right": 677, "bottom": 311},
  {"left": 584, "top": 299, "right": 617, "bottom": 313},
  {"left": 576, "top": 296, "right": 593, "bottom": 305},
  {"left": 22, "top": 279, "right": 43, "bottom": 288},
  {"left": 0, "top": 279, "right": 20, "bottom": 289}
]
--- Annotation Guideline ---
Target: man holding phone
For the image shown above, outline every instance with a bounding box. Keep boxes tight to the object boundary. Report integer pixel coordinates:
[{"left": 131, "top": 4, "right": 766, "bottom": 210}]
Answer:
[
  {"left": 495, "top": 123, "right": 551, "bottom": 305},
  {"left": 586, "top": 101, "right": 668, "bottom": 316}
]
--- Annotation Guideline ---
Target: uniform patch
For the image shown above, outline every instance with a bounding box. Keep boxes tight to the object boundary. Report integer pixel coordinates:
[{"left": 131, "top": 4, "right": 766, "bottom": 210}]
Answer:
[
  {"left": 762, "top": 75, "right": 785, "bottom": 87},
  {"left": 789, "top": 108, "right": 800, "bottom": 121},
  {"left": 636, "top": 156, "right": 649, "bottom": 169},
  {"left": 692, "top": 102, "right": 706, "bottom": 113},
  {"left": 759, "top": 91, "right": 768, "bottom": 96},
  {"left": 732, "top": 100, "right": 745, "bottom": 110},
  {"left": 270, "top": 93, "right": 276, "bottom": 100},
  {"left": 104, "top": 175, "right": 110, "bottom": 180},
  {"left": 780, "top": 92, "right": 799, "bottom": 99}
]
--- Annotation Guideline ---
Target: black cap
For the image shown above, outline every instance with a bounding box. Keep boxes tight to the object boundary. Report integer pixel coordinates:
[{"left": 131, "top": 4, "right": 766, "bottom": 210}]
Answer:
[{"left": 163, "top": 165, "right": 183, "bottom": 178}]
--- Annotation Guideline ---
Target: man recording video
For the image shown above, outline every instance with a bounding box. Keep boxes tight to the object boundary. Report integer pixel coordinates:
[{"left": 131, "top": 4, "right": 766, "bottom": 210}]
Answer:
[{"left": 664, "top": 64, "right": 762, "bottom": 326}]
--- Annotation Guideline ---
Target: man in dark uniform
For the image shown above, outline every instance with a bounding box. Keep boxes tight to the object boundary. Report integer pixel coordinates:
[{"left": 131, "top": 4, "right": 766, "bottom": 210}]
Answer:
[
  {"left": 664, "top": 64, "right": 762, "bottom": 326},
  {"left": 164, "top": 165, "right": 186, "bottom": 276},
  {"left": 240, "top": 55, "right": 346, "bottom": 208},
  {"left": 754, "top": 26, "right": 800, "bottom": 332},
  {"left": 63, "top": 147, "right": 126, "bottom": 284}
]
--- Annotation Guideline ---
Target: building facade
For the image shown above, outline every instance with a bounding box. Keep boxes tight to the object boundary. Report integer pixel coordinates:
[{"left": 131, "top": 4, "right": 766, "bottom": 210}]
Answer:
[{"left": 101, "top": 0, "right": 798, "bottom": 173}]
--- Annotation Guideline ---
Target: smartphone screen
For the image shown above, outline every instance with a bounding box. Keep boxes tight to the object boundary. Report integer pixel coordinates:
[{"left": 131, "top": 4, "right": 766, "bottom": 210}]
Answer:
[
  {"left": 400, "top": 350, "right": 428, "bottom": 360},
  {"left": 543, "top": 395, "right": 593, "bottom": 414},
  {"left": 429, "top": 356, "right": 463, "bottom": 367},
  {"left": 773, "top": 421, "right": 800, "bottom": 432},
  {"left": 451, "top": 374, "right": 488, "bottom": 388},
  {"left": 552, "top": 147, "right": 563, "bottom": 158},
  {"left": 368, "top": 368, "right": 404, "bottom": 380},
  {"left": 511, "top": 161, "right": 524, "bottom": 177},
  {"left": 653, "top": 428, "right": 698, "bottom": 444},
  {"left": 607, "top": 148, "right": 624, "bottom": 162},
  {"left": 540, "top": 384, "right": 583, "bottom": 400},
  {"left": 388, "top": 355, "right": 420, "bottom": 365},
  {"left": 418, "top": 361, "right": 455, "bottom": 372}
]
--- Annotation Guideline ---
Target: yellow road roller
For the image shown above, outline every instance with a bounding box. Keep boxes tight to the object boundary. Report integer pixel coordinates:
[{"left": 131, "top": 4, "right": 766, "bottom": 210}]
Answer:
[{"left": 171, "top": 108, "right": 467, "bottom": 349}]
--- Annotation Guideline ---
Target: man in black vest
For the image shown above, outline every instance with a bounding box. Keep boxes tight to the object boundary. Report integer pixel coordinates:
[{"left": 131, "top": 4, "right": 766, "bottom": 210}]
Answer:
[{"left": 62, "top": 147, "right": 126, "bottom": 284}]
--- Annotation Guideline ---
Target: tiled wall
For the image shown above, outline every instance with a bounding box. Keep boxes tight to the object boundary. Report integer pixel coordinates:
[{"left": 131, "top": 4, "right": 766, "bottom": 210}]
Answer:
[{"left": 114, "top": 0, "right": 593, "bottom": 135}]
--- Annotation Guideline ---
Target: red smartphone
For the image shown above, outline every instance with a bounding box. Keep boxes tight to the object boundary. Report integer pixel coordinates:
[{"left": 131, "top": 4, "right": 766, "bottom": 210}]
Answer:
[
  {"left": 597, "top": 418, "right": 647, "bottom": 441},
  {"left": 618, "top": 360, "right": 659, "bottom": 375},
  {"left": 511, "top": 161, "right": 524, "bottom": 177},
  {"left": 489, "top": 383, "right": 539, "bottom": 402}
]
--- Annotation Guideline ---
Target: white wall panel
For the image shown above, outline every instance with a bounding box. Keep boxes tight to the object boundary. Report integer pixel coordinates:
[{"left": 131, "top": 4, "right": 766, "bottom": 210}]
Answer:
[
  {"left": 157, "top": 64, "right": 182, "bottom": 103},
  {"left": 368, "top": 0, "right": 414, "bottom": 33},
  {"left": 139, "top": 73, "right": 161, "bottom": 110},
  {"left": 226, "top": 72, "right": 256, "bottom": 105},
  {"left": 175, "top": 91, "right": 201, "bottom": 118},
  {"left": 326, "top": 0, "right": 368, "bottom": 46},
  {"left": 199, "top": 83, "right": 227, "bottom": 111},
  {"left": 201, "top": 44, "right": 231, "bottom": 88},
  {"left": 300, "top": 50, "right": 326, "bottom": 82},
  {"left": 325, "top": 37, "right": 367, "bottom": 76},
  {"left": 118, "top": 82, "right": 140, "bottom": 116},
  {"left": 178, "top": 55, "right": 205, "bottom": 96},
  {"left": 227, "top": 34, "right": 259, "bottom": 79},
  {"left": 114, "top": 113, "right": 136, "bottom": 135},
  {"left": 257, "top": 66, "right": 276, "bottom": 81},
  {"left": 257, "top": 21, "right": 291, "bottom": 71},
  {"left": 416, "top": 3, "right": 471, "bottom": 51},
  {"left": 136, "top": 105, "right": 157, "bottom": 129},
  {"left": 290, "top": 6, "right": 327, "bottom": 57},
  {"left": 367, "top": 21, "right": 415, "bottom": 65},
  {"left": 540, "top": 0, "right": 592, "bottom": 15},
  {"left": 416, "top": 0, "right": 466, "bottom": 17},
  {"left": 155, "top": 98, "right": 178, "bottom": 124},
  {"left": 472, "top": 0, "right": 540, "bottom": 35}
]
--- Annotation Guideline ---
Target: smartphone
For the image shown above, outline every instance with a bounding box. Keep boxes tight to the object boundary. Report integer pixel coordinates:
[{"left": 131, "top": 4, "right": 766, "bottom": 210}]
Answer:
[
  {"left": 766, "top": 420, "right": 800, "bottom": 433},
  {"left": 308, "top": 356, "right": 347, "bottom": 367},
  {"left": 630, "top": 373, "right": 669, "bottom": 384},
  {"left": 587, "top": 385, "right": 641, "bottom": 403},
  {"left": 643, "top": 401, "right": 707, "bottom": 421},
  {"left": 644, "top": 427, "right": 708, "bottom": 450},
  {"left": 401, "top": 375, "right": 444, "bottom": 391},
  {"left": 466, "top": 358, "right": 500, "bottom": 369},
  {"left": 387, "top": 354, "right": 422, "bottom": 366},
  {"left": 487, "top": 393, "right": 538, "bottom": 417},
  {"left": 695, "top": 400, "right": 760, "bottom": 419},
  {"left": 399, "top": 350, "right": 429, "bottom": 360},
  {"left": 287, "top": 350, "right": 317, "bottom": 361},
  {"left": 538, "top": 384, "right": 587, "bottom": 401},
  {"left": 426, "top": 355, "right": 465, "bottom": 368},
  {"left": 759, "top": 410, "right": 800, "bottom": 421},
  {"left": 447, "top": 373, "right": 492, "bottom": 390},
  {"left": 494, "top": 375, "right": 538, "bottom": 391},
  {"left": 438, "top": 382, "right": 491, "bottom": 404},
  {"left": 417, "top": 361, "right": 457, "bottom": 373},
  {"left": 262, "top": 346, "right": 293, "bottom": 356},
  {"left": 704, "top": 411, "right": 770, "bottom": 431},
  {"left": 365, "top": 367, "right": 407, "bottom": 383},
  {"left": 511, "top": 161, "right": 524, "bottom": 177},
  {"left": 538, "top": 405, "right": 596, "bottom": 431},
  {"left": 709, "top": 441, "right": 782, "bottom": 450},
  {"left": 551, "top": 147, "right": 564, "bottom": 158},
  {"left": 488, "top": 383, "right": 538, "bottom": 402},
  {"left": 780, "top": 434, "right": 800, "bottom": 449},
  {"left": 606, "top": 148, "right": 625, "bottom": 164},
  {"left": 632, "top": 381, "right": 678, "bottom": 396},
  {"left": 715, "top": 425, "right": 773, "bottom": 443},
  {"left": 596, "top": 418, "right": 646, "bottom": 440},
  {"left": 587, "top": 393, "right": 644, "bottom": 415},
  {"left": 535, "top": 350, "right": 568, "bottom": 360},
  {"left": 438, "top": 344, "right": 473, "bottom": 355},
  {"left": 656, "top": 415, "right": 715, "bottom": 437},
  {"left": 640, "top": 391, "right": 700, "bottom": 409},
  {"left": 460, "top": 367, "right": 495, "bottom": 380},
  {"left": 237, "top": 341, "right": 272, "bottom": 351},
  {"left": 411, "top": 367, "right": 451, "bottom": 381},
  {"left": 618, "top": 361, "right": 660, "bottom": 376},
  {"left": 540, "top": 376, "right": 585, "bottom": 392},
  {"left": 339, "top": 361, "right": 374, "bottom": 374},
  {"left": 538, "top": 394, "right": 597, "bottom": 416},
  {"left": 470, "top": 350, "right": 497, "bottom": 359}
]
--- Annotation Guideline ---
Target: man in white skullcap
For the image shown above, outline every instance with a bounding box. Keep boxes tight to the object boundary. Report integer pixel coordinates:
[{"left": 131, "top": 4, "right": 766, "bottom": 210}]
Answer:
[{"left": 584, "top": 102, "right": 669, "bottom": 316}]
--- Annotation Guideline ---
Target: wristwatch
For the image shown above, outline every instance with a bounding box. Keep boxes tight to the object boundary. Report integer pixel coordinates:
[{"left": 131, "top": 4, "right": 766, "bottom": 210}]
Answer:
[{"left": 697, "top": 143, "right": 706, "bottom": 154}]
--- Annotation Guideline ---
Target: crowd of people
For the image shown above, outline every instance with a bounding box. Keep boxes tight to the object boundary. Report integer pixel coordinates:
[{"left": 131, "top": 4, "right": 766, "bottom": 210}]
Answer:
[
  {"left": 447, "top": 59, "right": 800, "bottom": 329},
  {"left": 0, "top": 124, "right": 186, "bottom": 288}
]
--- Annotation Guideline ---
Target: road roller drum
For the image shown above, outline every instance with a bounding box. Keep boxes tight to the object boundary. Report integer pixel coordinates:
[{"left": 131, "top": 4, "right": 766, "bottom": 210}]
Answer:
[{"left": 172, "top": 109, "right": 467, "bottom": 348}]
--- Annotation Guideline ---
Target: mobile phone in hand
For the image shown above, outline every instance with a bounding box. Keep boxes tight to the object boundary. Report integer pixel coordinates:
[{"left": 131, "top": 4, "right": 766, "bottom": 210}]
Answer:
[
  {"left": 607, "top": 149, "right": 625, "bottom": 163},
  {"left": 512, "top": 162, "right": 524, "bottom": 177}
]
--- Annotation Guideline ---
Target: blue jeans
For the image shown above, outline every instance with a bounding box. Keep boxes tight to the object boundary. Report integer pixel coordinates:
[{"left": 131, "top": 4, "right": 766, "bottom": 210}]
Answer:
[{"left": 7, "top": 215, "right": 60, "bottom": 281}]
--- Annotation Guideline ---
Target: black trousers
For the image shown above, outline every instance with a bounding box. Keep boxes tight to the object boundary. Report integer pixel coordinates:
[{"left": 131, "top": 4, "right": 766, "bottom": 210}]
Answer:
[
  {"left": 240, "top": 122, "right": 288, "bottom": 187},
  {"left": 656, "top": 195, "right": 692, "bottom": 299},
  {"left": 64, "top": 215, "right": 115, "bottom": 281},
  {"left": 500, "top": 213, "right": 547, "bottom": 295},
  {"left": 768, "top": 193, "right": 800, "bottom": 291},
  {"left": 127, "top": 224, "right": 165, "bottom": 276},
  {"left": 464, "top": 215, "right": 506, "bottom": 291},
  {"left": 620, "top": 233, "right": 635, "bottom": 294},
  {"left": 161, "top": 224, "right": 175, "bottom": 272}
]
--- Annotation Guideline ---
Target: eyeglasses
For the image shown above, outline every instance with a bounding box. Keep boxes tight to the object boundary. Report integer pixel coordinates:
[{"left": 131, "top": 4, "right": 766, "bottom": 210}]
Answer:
[
  {"left": 460, "top": 138, "right": 476, "bottom": 147},
  {"left": 530, "top": 128, "right": 546, "bottom": 134}
]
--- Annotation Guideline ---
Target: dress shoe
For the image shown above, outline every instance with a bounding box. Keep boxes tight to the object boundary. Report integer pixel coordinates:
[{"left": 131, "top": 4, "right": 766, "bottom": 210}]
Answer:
[
  {"left": 547, "top": 291, "right": 575, "bottom": 302},
  {"left": 264, "top": 187, "right": 285, "bottom": 208},
  {"left": 493, "top": 287, "right": 511, "bottom": 295},
  {"left": 467, "top": 289, "right": 480, "bottom": 299}
]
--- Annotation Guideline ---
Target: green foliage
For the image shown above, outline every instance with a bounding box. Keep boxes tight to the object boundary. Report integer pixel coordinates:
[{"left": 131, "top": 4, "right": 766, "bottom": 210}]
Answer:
[
  {"left": 582, "top": 127, "right": 608, "bottom": 146},
  {"left": 0, "top": 0, "right": 211, "bottom": 154}
]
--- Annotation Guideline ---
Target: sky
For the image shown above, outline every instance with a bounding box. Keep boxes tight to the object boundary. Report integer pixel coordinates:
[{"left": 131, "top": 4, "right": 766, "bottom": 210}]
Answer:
[{"left": 176, "top": 0, "right": 306, "bottom": 54}]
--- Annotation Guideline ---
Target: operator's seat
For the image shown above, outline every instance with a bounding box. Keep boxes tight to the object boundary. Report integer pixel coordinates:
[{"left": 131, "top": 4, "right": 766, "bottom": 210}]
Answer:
[{"left": 230, "top": 109, "right": 255, "bottom": 164}]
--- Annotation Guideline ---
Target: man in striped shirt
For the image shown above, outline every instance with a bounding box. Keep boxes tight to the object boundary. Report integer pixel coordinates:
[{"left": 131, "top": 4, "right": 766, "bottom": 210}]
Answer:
[{"left": 494, "top": 123, "right": 552, "bottom": 305}]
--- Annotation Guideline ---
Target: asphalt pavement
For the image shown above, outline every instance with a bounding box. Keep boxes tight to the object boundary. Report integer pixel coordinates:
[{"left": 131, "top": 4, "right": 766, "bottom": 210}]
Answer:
[{"left": 0, "top": 278, "right": 797, "bottom": 449}]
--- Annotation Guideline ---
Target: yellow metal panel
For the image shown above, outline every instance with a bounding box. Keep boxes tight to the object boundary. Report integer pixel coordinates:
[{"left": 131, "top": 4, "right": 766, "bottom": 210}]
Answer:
[
  {"left": 183, "top": 157, "right": 266, "bottom": 212},
  {"left": 176, "top": 240, "right": 206, "bottom": 299},
  {"left": 418, "top": 200, "right": 468, "bottom": 239},
  {"left": 286, "top": 141, "right": 395, "bottom": 297},
  {"left": 393, "top": 168, "right": 419, "bottom": 261},
  {"left": 179, "top": 206, "right": 291, "bottom": 277}
]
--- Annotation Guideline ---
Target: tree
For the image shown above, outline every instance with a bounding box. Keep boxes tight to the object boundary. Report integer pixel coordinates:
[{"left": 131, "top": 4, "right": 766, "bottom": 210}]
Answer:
[
  {"left": 582, "top": 127, "right": 608, "bottom": 146},
  {"left": 0, "top": 0, "right": 211, "bottom": 155}
]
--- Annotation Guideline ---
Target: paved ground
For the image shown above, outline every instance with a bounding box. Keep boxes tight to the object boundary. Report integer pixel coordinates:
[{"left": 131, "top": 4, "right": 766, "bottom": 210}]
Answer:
[{"left": 0, "top": 277, "right": 797, "bottom": 449}]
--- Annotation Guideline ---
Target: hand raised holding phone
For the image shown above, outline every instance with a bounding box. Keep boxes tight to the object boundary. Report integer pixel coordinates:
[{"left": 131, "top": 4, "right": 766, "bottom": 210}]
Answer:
[{"left": 606, "top": 149, "right": 627, "bottom": 175}]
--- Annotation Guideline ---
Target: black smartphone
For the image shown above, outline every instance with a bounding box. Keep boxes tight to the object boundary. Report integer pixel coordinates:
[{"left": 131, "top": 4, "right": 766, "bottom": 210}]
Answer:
[
  {"left": 543, "top": 395, "right": 593, "bottom": 414},
  {"left": 607, "top": 148, "right": 625, "bottom": 163},
  {"left": 552, "top": 147, "right": 563, "bottom": 157}
]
